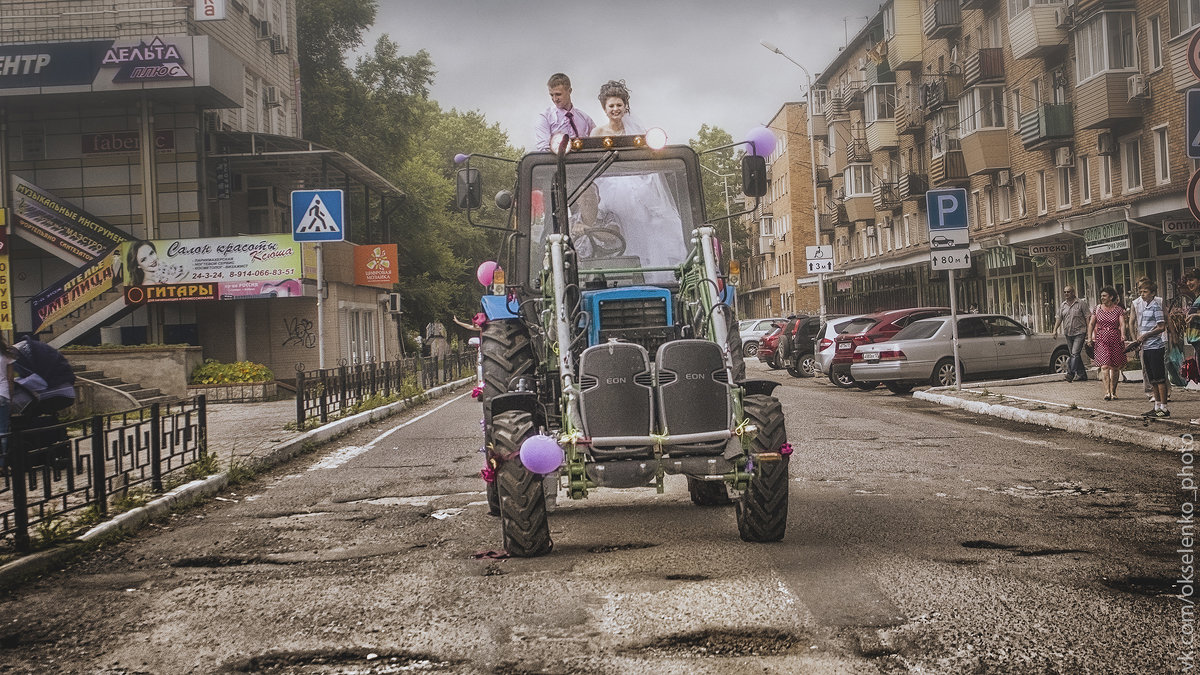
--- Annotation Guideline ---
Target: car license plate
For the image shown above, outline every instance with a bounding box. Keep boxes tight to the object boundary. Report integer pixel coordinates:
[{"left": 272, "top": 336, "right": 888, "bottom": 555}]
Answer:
[
  {"left": 864, "top": 352, "right": 879, "bottom": 362},
  {"left": 838, "top": 342, "right": 851, "bottom": 351}
]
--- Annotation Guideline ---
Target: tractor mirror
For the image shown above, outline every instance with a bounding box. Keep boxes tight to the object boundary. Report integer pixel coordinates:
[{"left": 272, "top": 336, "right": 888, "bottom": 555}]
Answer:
[
  {"left": 455, "top": 168, "right": 481, "bottom": 210},
  {"left": 494, "top": 190, "right": 513, "bottom": 210},
  {"left": 741, "top": 155, "right": 767, "bottom": 197}
]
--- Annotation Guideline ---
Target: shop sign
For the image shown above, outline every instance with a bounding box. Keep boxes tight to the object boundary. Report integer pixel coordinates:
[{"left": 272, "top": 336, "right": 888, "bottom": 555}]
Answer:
[
  {"left": 1028, "top": 242, "right": 1072, "bottom": 256},
  {"left": 125, "top": 283, "right": 217, "bottom": 305},
  {"left": 12, "top": 177, "right": 130, "bottom": 262},
  {"left": 117, "top": 234, "right": 302, "bottom": 302},
  {"left": 0, "top": 41, "right": 110, "bottom": 89},
  {"left": 102, "top": 37, "right": 190, "bottom": 83},
  {"left": 195, "top": 0, "right": 226, "bottom": 21},
  {"left": 1164, "top": 218, "right": 1200, "bottom": 234},
  {"left": 82, "top": 130, "right": 174, "bottom": 155},
  {"left": 1083, "top": 221, "right": 1130, "bottom": 256},
  {"left": 984, "top": 245, "right": 1016, "bottom": 269},
  {"left": 354, "top": 245, "right": 398, "bottom": 288},
  {"left": 0, "top": 208, "right": 9, "bottom": 331},
  {"left": 30, "top": 251, "right": 118, "bottom": 333}
]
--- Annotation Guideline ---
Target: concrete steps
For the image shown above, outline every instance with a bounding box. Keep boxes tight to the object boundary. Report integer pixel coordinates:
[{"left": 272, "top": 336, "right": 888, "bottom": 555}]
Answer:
[{"left": 71, "top": 364, "right": 174, "bottom": 407}]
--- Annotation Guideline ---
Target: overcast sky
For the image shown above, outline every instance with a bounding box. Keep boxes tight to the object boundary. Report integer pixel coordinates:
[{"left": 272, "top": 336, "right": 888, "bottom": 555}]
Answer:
[{"left": 366, "top": 1, "right": 880, "bottom": 151}]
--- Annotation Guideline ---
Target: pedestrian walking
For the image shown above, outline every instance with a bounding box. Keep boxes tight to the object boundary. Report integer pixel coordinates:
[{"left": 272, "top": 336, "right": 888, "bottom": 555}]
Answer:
[
  {"left": 1051, "top": 285, "right": 1089, "bottom": 382},
  {"left": 1130, "top": 277, "right": 1164, "bottom": 402},
  {"left": 1087, "top": 286, "right": 1127, "bottom": 401},
  {"left": 1131, "top": 281, "right": 1169, "bottom": 417},
  {"left": 424, "top": 320, "right": 450, "bottom": 359}
]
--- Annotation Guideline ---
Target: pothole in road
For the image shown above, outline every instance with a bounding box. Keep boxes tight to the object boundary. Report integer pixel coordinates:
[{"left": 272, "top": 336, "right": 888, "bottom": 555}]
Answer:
[
  {"left": 587, "top": 542, "right": 657, "bottom": 554},
  {"left": 220, "top": 649, "right": 459, "bottom": 673},
  {"left": 171, "top": 555, "right": 299, "bottom": 568},
  {"left": 664, "top": 573, "right": 710, "bottom": 581},
  {"left": 1102, "top": 575, "right": 1180, "bottom": 598},
  {"left": 960, "top": 541, "right": 1089, "bottom": 557},
  {"left": 626, "top": 629, "right": 801, "bottom": 658},
  {"left": 961, "top": 540, "right": 1017, "bottom": 551}
]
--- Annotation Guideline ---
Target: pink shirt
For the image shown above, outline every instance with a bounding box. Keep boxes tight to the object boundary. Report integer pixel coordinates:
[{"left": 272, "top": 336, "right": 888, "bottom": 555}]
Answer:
[{"left": 534, "top": 104, "right": 595, "bottom": 151}]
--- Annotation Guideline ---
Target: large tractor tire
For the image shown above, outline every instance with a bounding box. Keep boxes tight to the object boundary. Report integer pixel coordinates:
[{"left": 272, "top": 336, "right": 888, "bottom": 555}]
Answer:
[
  {"left": 687, "top": 477, "right": 732, "bottom": 506},
  {"left": 486, "top": 478, "right": 500, "bottom": 516},
  {"left": 736, "top": 394, "right": 789, "bottom": 543},
  {"left": 492, "top": 410, "right": 552, "bottom": 557},
  {"left": 480, "top": 319, "right": 536, "bottom": 403}
]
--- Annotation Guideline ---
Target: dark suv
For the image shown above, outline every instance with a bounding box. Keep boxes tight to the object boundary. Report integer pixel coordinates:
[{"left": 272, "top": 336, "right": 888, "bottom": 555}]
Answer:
[
  {"left": 779, "top": 316, "right": 822, "bottom": 377},
  {"left": 827, "top": 307, "right": 950, "bottom": 389}
]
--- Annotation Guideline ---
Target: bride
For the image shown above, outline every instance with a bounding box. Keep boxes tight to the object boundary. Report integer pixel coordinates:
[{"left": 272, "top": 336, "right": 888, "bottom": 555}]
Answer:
[{"left": 591, "top": 80, "right": 645, "bottom": 136}]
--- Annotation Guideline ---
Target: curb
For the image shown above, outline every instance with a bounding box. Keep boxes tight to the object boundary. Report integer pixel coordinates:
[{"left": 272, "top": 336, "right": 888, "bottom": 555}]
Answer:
[
  {"left": 0, "top": 376, "right": 474, "bottom": 590},
  {"left": 913, "top": 389, "right": 1193, "bottom": 453}
]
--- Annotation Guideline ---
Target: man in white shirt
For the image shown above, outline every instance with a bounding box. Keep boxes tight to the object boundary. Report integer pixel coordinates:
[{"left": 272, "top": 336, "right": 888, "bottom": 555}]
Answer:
[{"left": 533, "top": 73, "right": 595, "bottom": 152}]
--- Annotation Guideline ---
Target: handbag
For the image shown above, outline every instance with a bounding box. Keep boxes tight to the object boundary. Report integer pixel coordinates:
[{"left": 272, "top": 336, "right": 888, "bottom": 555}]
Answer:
[
  {"left": 1084, "top": 342, "right": 1095, "bottom": 361},
  {"left": 1184, "top": 357, "right": 1200, "bottom": 384}
]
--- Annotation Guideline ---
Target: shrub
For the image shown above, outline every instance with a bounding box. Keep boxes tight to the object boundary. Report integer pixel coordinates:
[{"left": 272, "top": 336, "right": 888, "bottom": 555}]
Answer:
[{"left": 190, "top": 359, "right": 274, "bottom": 385}]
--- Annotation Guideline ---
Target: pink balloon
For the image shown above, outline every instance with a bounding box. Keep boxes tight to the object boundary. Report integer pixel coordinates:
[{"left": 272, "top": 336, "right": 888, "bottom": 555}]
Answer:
[
  {"left": 746, "top": 126, "right": 777, "bottom": 157},
  {"left": 519, "top": 435, "right": 564, "bottom": 474},
  {"left": 476, "top": 260, "right": 498, "bottom": 286}
]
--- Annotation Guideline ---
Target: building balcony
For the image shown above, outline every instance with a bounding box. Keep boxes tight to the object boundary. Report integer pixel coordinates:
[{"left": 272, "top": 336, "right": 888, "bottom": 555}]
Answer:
[
  {"left": 865, "top": 119, "right": 898, "bottom": 151},
  {"left": 844, "top": 194, "right": 875, "bottom": 223},
  {"left": 811, "top": 110, "right": 828, "bottom": 137},
  {"left": 818, "top": 211, "right": 836, "bottom": 232},
  {"left": 921, "top": 74, "right": 963, "bottom": 116},
  {"left": 964, "top": 48, "right": 1004, "bottom": 87},
  {"left": 872, "top": 182, "right": 901, "bottom": 212},
  {"left": 960, "top": 128, "right": 1011, "bottom": 175},
  {"left": 1074, "top": 71, "right": 1143, "bottom": 129},
  {"left": 960, "top": 0, "right": 988, "bottom": 9},
  {"left": 897, "top": 98, "right": 925, "bottom": 135},
  {"left": 1018, "top": 103, "right": 1073, "bottom": 149},
  {"left": 826, "top": 91, "right": 848, "bottom": 119},
  {"left": 1009, "top": 3, "right": 1067, "bottom": 60},
  {"left": 923, "top": 0, "right": 962, "bottom": 39},
  {"left": 898, "top": 172, "right": 928, "bottom": 200},
  {"left": 864, "top": 57, "right": 896, "bottom": 86},
  {"left": 847, "top": 139, "right": 871, "bottom": 162},
  {"left": 842, "top": 80, "right": 866, "bottom": 110},
  {"left": 816, "top": 165, "right": 831, "bottom": 187},
  {"left": 930, "top": 150, "right": 968, "bottom": 186}
]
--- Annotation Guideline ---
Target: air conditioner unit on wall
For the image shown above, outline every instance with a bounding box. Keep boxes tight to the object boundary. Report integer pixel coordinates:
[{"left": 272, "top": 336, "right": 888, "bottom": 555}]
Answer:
[
  {"left": 270, "top": 34, "right": 288, "bottom": 55},
  {"left": 264, "top": 86, "right": 281, "bottom": 108},
  {"left": 1054, "top": 7, "right": 1072, "bottom": 29},
  {"left": 1054, "top": 147, "right": 1074, "bottom": 168},
  {"left": 257, "top": 20, "right": 272, "bottom": 40},
  {"left": 1127, "top": 73, "right": 1149, "bottom": 101},
  {"left": 1097, "top": 132, "right": 1116, "bottom": 156},
  {"left": 995, "top": 169, "right": 1012, "bottom": 187}
]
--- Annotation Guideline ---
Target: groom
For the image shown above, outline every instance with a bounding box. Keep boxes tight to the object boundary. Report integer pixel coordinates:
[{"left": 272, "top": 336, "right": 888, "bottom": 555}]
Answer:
[{"left": 533, "top": 72, "right": 594, "bottom": 151}]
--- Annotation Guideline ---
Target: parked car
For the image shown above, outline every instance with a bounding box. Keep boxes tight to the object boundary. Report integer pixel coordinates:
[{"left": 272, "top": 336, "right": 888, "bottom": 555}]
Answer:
[
  {"left": 756, "top": 324, "right": 787, "bottom": 369},
  {"left": 826, "top": 307, "right": 951, "bottom": 389},
  {"left": 756, "top": 315, "right": 813, "bottom": 370},
  {"left": 850, "top": 314, "right": 1070, "bottom": 394},
  {"left": 814, "top": 315, "right": 865, "bottom": 377},
  {"left": 780, "top": 315, "right": 822, "bottom": 377},
  {"left": 738, "top": 317, "right": 786, "bottom": 357}
]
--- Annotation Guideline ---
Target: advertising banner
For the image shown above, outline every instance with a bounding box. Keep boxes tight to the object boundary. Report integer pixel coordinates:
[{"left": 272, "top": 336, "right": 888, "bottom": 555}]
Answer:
[
  {"left": 0, "top": 41, "right": 111, "bottom": 89},
  {"left": 120, "top": 234, "right": 303, "bottom": 303},
  {"left": 0, "top": 208, "right": 9, "bottom": 331},
  {"left": 195, "top": 0, "right": 227, "bottom": 21},
  {"left": 12, "top": 177, "right": 130, "bottom": 262},
  {"left": 30, "top": 252, "right": 118, "bottom": 333},
  {"left": 354, "top": 244, "right": 398, "bottom": 288}
]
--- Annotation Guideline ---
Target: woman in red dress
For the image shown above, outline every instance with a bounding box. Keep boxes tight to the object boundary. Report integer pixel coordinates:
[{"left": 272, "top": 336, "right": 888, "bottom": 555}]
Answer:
[{"left": 1086, "top": 285, "right": 1128, "bottom": 400}]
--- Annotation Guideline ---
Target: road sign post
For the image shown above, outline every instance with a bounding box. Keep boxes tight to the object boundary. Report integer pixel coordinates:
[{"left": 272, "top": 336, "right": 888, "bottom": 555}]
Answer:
[
  {"left": 292, "top": 189, "right": 346, "bottom": 370},
  {"left": 806, "top": 245, "right": 834, "bottom": 274},
  {"left": 925, "top": 188, "right": 970, "bottom": 390}
]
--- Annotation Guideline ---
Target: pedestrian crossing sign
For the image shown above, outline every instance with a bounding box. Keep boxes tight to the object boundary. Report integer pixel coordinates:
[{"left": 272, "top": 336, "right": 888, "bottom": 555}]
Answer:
[{"left": 291, "top": 189, "right": 344, "bottom": 242}]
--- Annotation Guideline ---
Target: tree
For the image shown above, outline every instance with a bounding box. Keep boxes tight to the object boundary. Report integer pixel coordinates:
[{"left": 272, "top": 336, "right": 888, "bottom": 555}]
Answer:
[{"left": 690, "top": 124, "right": 752, "bottom": 261}]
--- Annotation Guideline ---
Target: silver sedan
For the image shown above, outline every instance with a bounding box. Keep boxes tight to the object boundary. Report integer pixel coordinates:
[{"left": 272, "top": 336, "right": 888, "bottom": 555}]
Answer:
[{"left": 850, "top": 314, "right": 1070, "bottom": 394}]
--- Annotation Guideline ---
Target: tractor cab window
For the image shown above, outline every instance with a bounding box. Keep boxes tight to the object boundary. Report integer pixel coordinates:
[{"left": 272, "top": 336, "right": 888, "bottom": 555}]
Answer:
[{"left": 529, "top": 157, "right": 696, "bottom": 286}]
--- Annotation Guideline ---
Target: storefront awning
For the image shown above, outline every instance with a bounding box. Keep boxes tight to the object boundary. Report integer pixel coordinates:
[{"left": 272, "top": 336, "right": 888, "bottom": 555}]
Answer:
[{"left": 208, "top": 132, "right": 403, "bottom": 198}]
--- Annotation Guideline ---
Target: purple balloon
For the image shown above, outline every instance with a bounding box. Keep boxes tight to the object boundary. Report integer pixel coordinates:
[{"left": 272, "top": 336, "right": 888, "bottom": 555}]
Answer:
[
  {"left": 519, "top": 435, "right": 564, "bottom": 474},
  {"left": 745, "top": 126, "right": 777, "bottom": 157},
  {"left": 454, "top": 153, "right": 470, "bottom": 164},
  {"left": 476, "top": 260, "right": 498, "bottom": 286}
]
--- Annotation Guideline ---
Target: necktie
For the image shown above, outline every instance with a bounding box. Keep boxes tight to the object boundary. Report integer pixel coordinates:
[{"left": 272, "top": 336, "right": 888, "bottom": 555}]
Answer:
[{"left": 565, "top": 110, "right": 579, "bottom": 137}]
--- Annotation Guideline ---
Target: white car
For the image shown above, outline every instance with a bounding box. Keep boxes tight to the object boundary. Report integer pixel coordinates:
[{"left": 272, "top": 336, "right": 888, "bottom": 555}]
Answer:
[
  {"left": 738, "top": 317, "right": 786, "bottom": 357},
  {"left": 813, "top": 315, "right": 863, "bottom": 375},
  {"left": 850, "top": 314, "right": 1070, "bottom": 394}
]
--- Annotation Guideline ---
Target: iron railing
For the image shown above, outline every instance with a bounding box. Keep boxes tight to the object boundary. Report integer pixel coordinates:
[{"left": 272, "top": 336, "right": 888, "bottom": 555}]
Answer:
[
  {"left": 0, "top": 397, "right": 207, "bottom": 551},
  {"left": 294, "top": 352, "right": 474, "bottom": 429}
]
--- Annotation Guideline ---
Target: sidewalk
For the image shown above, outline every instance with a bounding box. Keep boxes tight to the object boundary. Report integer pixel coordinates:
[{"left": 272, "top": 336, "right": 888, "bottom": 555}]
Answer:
[{"left": 915, "top": 368, "right": 1200, "bottom": 452}]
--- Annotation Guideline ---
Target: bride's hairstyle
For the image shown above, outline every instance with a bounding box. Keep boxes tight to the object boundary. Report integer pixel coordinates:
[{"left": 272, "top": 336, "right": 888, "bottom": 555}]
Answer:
[{"left": 597, "top": 79, "right": 631, "bottom": 109}]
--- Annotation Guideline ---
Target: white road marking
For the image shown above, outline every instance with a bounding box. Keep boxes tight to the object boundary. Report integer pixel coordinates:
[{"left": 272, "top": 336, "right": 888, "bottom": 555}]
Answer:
[
  {"left": 307, "top": 393, "right": 470, "bottom": 471},
  {"left": 976, "top": 429, "right": 1057, "bottom": 447}
]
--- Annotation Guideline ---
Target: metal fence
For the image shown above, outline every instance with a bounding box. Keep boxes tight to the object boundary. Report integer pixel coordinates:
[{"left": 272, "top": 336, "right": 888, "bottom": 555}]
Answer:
[
  {"left": 294, "top": 352, "right": 474, "bottom": 429},
  {"left": 0, "top": 396, "right": 207, "bottom": 552}
]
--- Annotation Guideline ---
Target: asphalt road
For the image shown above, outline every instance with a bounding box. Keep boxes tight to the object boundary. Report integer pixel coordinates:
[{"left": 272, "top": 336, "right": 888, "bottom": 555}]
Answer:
[{"left": 0, "top": 360, "right": 1183, "bottom": 674}]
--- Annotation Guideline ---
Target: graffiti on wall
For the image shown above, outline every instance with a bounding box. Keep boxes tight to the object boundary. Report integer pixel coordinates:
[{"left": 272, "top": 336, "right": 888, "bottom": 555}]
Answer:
[{"left": 282, "top": 317, "right": 316, "bottom": 349}]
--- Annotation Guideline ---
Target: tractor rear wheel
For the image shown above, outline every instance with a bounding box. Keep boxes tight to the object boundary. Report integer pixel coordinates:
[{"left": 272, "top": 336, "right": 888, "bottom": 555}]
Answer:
[
  {"left": 493, "top": 410, "right": 552, "bottom": 557},
  {"left": 736, "top": 394, "right": 789, "bottom": 542}
]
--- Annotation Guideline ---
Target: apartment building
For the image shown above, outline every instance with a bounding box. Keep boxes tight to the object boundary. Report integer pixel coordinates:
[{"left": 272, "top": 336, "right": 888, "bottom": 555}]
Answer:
[
  {"left": 739, "top": 102, "right": 819, "bottom": 319},
  {"left": 0, "top": 0, "right": 402, "bottom": 377},
  {"left": 804, "top": 0, "right": 1199, "bottom": 332}
]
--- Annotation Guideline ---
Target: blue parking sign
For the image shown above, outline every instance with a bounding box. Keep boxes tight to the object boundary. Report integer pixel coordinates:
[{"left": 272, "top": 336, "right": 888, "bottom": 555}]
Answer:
[
  {"left": 291, "top": 189, "right": 344, "bottom": 242},
  {"left": 925, "top": 188, "right": 969, "bottom": 231},
  {"left": 1189, "top": 89, "right": 1200, "bottom": 159}
]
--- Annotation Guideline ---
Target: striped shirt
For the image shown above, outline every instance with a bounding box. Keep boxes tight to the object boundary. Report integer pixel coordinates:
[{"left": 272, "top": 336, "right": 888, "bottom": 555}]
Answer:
[{"left": 1138, "top": 297, "right": 1165, "bottom": 350}]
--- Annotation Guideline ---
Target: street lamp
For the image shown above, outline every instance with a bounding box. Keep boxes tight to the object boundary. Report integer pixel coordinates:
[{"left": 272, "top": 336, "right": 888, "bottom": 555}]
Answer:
[
  {"left": 699, "top": 162, "right": 738, "bottom": 314},
  {"left": 760, "top": 40, "right": 826, "bottom": 326}
]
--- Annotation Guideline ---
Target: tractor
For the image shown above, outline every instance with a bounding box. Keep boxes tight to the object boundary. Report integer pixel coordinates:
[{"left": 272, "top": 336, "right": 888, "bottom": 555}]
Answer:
[{"left": 456, "top": 129, "right": 789, "bottom": 556}]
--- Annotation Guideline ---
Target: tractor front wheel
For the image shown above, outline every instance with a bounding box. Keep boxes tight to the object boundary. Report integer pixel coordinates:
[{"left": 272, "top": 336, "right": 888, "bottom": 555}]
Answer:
[
  {"left": 492, "top": 411, "right": 552, "bottom": 557},
  {"left": 735, "top": 394, "right": 789, "bottom": 542}
]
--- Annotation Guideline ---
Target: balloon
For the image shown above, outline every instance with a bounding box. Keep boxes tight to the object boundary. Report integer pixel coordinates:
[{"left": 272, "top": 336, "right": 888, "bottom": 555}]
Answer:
[
  {"left": 453, "top": 153, "right": 469, "bottom": 164},
  {"left": 519, "top": 435, "right": 564, "bottom": 474},
  {"left": 476, "top": 260, "right": 498, "bottom": 286},
  {"left": 531, "top": 190, "right": 544, "bottom": 220},
  {"left": 745, "top": 126, "right": 777, "bottom": 157}
]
